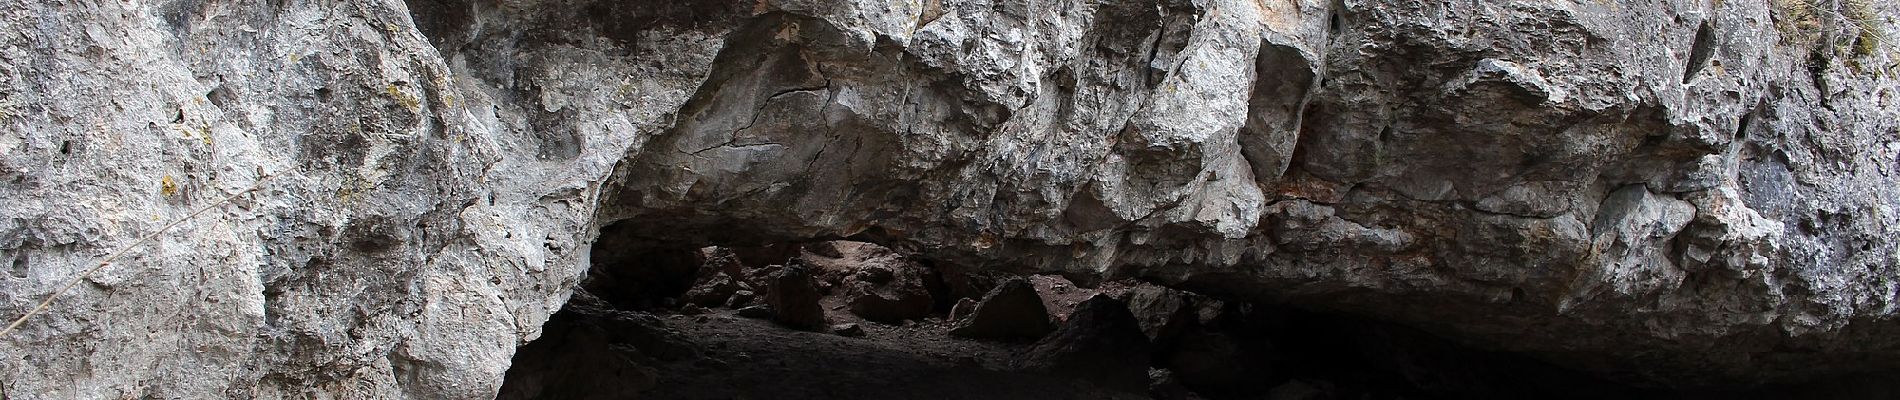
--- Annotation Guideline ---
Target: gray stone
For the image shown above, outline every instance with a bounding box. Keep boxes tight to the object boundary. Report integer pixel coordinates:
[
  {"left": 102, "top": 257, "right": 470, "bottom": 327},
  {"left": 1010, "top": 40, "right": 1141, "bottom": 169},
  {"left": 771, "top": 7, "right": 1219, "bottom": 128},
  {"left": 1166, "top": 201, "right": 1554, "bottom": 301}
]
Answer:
[
  {"left": 1122, "top": 284, "right": 1196, "bottom": 342},
  {"left": 1018, "top": 295, "right": 1153, "bottom": 394},
  {"left": 735, "top": 305, "right": 774, "bottom": 320},
  {"left": 683, "top": 271, "right": 739, "bottom": 308},
  {"left": 800, "top": 241, "right": 937, "bottom": 323},
  {"left": 765, "top": 265, "right": 826, "bottom": 331},
  {"left": 728, "top": 290, "right": 758, "bottom": 309},
  {"left": 950, "top": 278, "right": 1055, "bottom": 341},
  {"left": 949, "top": 297, "right": 979, "bottom": 321},
  {"left": 1, "top": 0, "right": 1899, "bottom": 396},
  {"left": 831, "top": 323, "right": 866, "bottom": 337}
]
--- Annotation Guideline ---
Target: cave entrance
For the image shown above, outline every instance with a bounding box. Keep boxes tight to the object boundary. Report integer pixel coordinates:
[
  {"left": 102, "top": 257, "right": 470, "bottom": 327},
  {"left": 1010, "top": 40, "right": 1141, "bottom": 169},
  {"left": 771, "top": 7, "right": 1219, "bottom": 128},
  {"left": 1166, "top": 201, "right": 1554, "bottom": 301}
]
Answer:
[
  {"left": 494, "top": 221, "right": 1151, "bottom": 400},
  {"left": 490, "top": 221, "right": 1723, "bottom": 400}
]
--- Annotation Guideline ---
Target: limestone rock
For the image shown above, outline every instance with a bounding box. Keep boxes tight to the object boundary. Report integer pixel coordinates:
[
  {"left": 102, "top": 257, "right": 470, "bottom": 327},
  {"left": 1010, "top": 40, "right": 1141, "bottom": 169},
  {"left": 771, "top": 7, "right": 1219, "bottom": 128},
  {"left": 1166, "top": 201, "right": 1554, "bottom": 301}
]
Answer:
[
  {"left": 800, "top": 241, "right": 937, "bottom": 323},
  {"left": 766, "top": 265, "right": 826, "bottom": 331},
  {"left": 736, "top": 305, "right": 774, "bottom": 320},
  {"left": 1122, "top": 284, "right": 1197, "bottom": 343},
  {"left": 1018, "top": 295, "right": 1154, "bottom": 394},
  {"left": 949, "top": 297, "right": 979, "bottom": 321},
  {"left": 728, "top": 290, "right": 758, "bottom": 309},
  {"left": 683, "top": 271, "right": 739, "bottom": 308},
  {"left": 949, "top": 278, "right": 1055, "bottom": 341},
  {"left": 2, "top": 0, "right": 1900, "bottom": 396},
  {"left": 831, "top": 323, "right": 866, "bottom": 338}
]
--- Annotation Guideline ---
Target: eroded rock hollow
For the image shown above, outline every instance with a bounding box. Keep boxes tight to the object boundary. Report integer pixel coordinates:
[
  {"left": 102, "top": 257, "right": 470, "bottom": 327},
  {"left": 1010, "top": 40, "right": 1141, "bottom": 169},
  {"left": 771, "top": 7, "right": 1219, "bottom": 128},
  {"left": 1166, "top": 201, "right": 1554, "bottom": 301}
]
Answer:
[{"left": 1, "top": 0, "right": 1898, "bottom": 398}]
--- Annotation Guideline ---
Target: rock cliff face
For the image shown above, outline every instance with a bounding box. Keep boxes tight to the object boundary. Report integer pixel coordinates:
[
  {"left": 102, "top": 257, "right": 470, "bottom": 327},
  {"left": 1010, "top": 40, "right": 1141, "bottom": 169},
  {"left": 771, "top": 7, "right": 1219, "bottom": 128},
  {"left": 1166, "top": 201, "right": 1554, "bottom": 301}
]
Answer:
[{"left": 1, "top": 0, "right": 1897, "bottom": 397}]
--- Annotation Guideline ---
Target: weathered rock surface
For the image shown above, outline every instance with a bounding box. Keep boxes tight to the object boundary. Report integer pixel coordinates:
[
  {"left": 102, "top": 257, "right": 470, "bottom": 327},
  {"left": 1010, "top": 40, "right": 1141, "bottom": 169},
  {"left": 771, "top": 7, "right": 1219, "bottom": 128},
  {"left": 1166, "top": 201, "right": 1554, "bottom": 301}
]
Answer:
[
  {"left": 1123, "top": 283, "right": 1198, "bottom": 342},
  {"left": 831, "top": 322, "right": 865, "bottom": 337},
  {"left": 765, "top": 265, "right": 827, "bottom": 331},
  {"left": 683, "top": 271, "right": 739, "bottom": 308},
  {"left": 800, "top": 241, "right": 938, "bottom": 323},
  {"left": 950, "top": 278, "right": 1057, "bottom": 341},
  {"left": 1, "top": 0, "right": 1899, "bottom": 397},
  {"left": 949, "top": 297, "right": 979, "bottom": 321},
  {"left": 1018, "top": 295, "right": 1154, "bottom": 394},
  {"left": 736, "top": 305, "right": 774, "bottom": 320}
]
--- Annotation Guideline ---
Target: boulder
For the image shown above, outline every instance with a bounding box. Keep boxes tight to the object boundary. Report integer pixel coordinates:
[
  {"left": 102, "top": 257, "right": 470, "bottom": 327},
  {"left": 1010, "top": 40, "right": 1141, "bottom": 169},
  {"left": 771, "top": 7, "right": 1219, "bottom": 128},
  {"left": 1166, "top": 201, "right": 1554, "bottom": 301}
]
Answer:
[
  {"left": 727, "top": 290, "right": 757, "bottom": 309},
  {"left": 843, "top": 265, "right": 935, "bottom": 323},
  {"left": 682, "top": 271, "right": 738, "bottom": 308},
  {"left": 798, "top": 241, "right": 938, "bottom": 322},
  {"left": 1018, "top": 295, "right": 1153, "bottom": 394},
  {"left": 831, "top": 323, "right": 866, "bottom": 337},
  {"left": 765, "top": 265, "right": 827, "bottom": 331},
  {"left": 735, "top": 305, "right": 774, "bottom": 320},
  {"left": 949, "top": 278, "right": 1055, "bottom": 341},
  {"left": 1122, "top": 283, "right": 1197, "bottom": 343},
  {"left": 949, "top": 297, "right": 979, "bottom": 321}
]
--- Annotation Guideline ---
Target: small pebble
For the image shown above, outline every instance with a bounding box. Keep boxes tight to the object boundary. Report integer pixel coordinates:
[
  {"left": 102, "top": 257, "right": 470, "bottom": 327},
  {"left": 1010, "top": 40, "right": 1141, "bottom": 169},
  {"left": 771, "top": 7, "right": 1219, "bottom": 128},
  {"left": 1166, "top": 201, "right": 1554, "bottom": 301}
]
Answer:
[{"left": 832, "top": 323, "right": 866, "bottom": 337}]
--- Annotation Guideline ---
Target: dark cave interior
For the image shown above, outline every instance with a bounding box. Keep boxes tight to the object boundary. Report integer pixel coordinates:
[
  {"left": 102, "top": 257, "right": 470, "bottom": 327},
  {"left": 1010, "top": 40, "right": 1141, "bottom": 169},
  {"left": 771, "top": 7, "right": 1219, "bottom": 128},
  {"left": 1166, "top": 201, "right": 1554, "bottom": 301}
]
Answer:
[{"left": 495, "top": 220, "right": 1899, "bottom": 400}]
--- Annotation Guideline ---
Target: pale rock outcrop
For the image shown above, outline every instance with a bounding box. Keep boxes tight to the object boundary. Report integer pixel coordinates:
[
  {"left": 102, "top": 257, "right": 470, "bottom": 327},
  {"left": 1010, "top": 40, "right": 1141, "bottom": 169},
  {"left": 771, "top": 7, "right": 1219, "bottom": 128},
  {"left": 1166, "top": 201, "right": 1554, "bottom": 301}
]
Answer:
[{"left": 0, "top": 0, "right": 1898, "bottom": 397}]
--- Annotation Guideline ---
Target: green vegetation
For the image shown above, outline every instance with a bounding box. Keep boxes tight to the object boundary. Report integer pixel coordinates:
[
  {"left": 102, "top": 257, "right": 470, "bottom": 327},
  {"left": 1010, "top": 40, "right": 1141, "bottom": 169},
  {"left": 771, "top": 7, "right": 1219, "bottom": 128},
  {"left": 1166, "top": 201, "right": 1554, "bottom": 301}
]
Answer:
[
  {"left": 160, "top": 175, "right": 179, "bottom": 197},
  {"left": 386, "top": 83, "right": 422, "bottom": 111},
  {"left": 1774, "top": 0, "right": 1891, "bottom": 72}
]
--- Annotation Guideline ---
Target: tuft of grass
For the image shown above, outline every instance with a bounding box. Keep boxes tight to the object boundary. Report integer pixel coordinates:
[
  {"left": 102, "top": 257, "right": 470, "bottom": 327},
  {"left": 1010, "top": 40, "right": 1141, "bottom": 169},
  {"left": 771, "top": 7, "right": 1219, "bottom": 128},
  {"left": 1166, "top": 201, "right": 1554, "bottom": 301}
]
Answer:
[
  {"left": 1773, "top": 0, "right": 1890, "bottom": 71},
  {"left": 1772, "top": 0, "right": 1824, "bottom": 44},
  {"left": 1843, "top": 0, "right": 1883, "bottom": 58},
  {"left": 159, "top": 175, "right": 179, "bottom": 197}
]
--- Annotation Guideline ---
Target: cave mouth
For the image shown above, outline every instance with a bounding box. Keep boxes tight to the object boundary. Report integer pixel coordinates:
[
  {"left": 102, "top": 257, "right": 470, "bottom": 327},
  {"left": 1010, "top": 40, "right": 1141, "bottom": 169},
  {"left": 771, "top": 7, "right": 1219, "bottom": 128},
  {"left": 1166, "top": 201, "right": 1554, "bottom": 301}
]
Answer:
[{"left": 496, "top": 223, "right": 1890, "bottom": 400}]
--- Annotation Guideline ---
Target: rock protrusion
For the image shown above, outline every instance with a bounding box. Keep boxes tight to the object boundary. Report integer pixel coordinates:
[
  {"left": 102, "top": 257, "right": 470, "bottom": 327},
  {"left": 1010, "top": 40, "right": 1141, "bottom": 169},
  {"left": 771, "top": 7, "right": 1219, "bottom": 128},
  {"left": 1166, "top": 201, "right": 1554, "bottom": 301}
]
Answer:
[
  {"left": 949, "top": 278, "right": 1055, "bottom": 341},
  {"left": 795, "top": 242, "right": 937, "bottom": 323},
  {"left": 949, "top": 297, "right": 978, "bottom": 321},
  {"left": 727, "top": 289, "right": 757, "bottom": 308},
  {"left": 1122, "top": 283, "right": 1197, "bottom": 342},
  {"left": 1018, "top": 295, "right": 1154, "bottom": 394},
  {"left": 832, "top": 323, "right": 866, "bottom": 337},
  {"left": 683, "top": 271, "right": 739, "bottom": 307},
  {"left": 765, "top": 265, "right": 827, "bottom": 331}
]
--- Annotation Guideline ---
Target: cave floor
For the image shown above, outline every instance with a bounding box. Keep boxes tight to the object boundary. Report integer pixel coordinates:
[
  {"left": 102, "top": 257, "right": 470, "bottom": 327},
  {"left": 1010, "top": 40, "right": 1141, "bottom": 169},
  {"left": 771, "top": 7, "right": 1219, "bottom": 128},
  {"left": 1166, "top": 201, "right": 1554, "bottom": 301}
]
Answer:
[{"left": 640, "top": 310, "right": 1144, "bottom": 400}]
